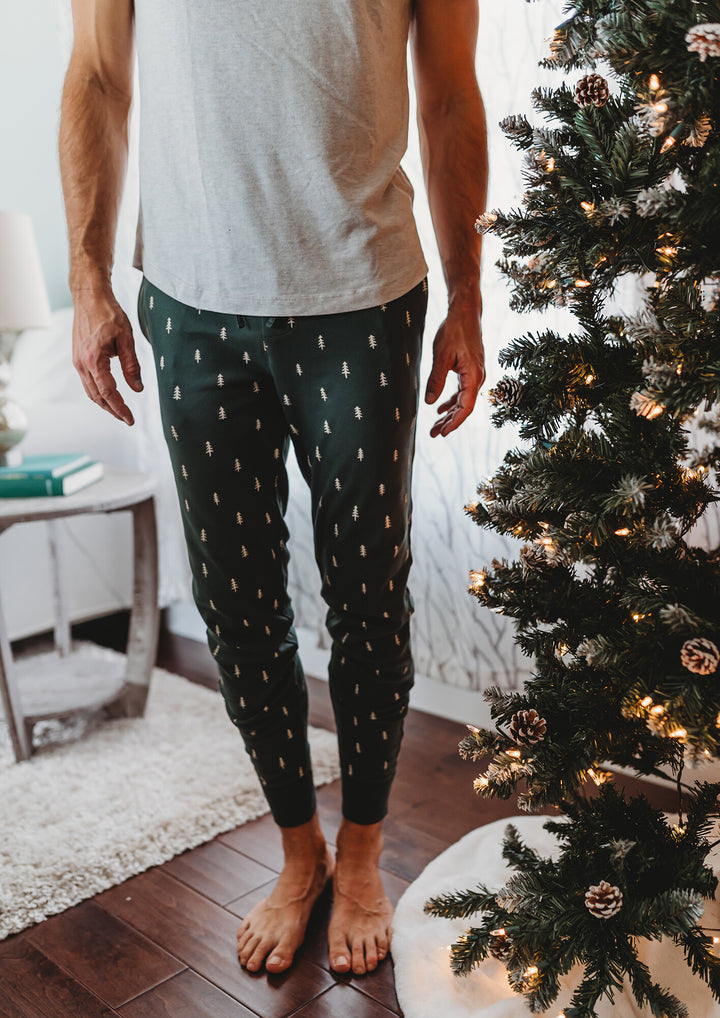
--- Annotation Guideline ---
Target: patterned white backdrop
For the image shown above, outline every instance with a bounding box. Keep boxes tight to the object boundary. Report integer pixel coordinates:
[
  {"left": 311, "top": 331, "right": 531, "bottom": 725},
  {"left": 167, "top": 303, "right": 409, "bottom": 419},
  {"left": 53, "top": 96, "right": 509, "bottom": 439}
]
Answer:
[
  {"left": 284, "top": 0, "right": 569, "bottom": 692},
  {"left": 57, "top": 0, "right": 568, "bottom": 692}
]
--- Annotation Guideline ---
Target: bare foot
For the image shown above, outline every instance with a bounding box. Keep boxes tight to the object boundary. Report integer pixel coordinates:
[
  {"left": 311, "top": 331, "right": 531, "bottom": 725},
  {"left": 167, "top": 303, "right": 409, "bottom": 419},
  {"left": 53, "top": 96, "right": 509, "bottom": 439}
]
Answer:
[
  {"left": 237, "top": 814, "right": 332, "bottom": 974},
  {"left": 328, "top": 819, "right": 393, "bottom": 975}
]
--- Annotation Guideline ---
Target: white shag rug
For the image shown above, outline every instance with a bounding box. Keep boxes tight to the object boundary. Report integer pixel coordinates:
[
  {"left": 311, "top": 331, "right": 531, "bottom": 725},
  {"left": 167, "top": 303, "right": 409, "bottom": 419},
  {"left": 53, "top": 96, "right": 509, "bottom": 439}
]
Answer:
[
  {"left": 392, "top": 816, "right": 720, "bottom": 1018},
  {"left": 0, "top": 643, "right": 340, "bottom": 940}
]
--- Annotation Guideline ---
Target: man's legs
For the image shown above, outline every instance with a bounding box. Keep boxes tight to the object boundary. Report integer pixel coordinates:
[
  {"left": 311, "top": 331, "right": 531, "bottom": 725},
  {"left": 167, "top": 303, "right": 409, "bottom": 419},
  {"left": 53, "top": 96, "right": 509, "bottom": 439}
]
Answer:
[
  {"left": 266, "top": 278, "right": 427, "bottom": 973},
  {"left": 139, "top": 274, "right": 427, "bottom": 975},
  {"left": 138, "top": 279, "right": 332, "bottom": 972}
]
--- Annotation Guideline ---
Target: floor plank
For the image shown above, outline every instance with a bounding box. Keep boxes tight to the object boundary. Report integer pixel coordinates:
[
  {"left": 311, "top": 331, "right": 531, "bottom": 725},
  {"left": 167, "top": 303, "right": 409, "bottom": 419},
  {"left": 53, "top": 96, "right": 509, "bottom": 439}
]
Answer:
[
  {"left": 119, "top": 970, "right": 258, "bottom": 1018},
  {"left": 0, "top": 938, "right": 119, "bottom": 1018},
  {"left": 163, "top": 839, "right": 278, "bottom": 906},
  {"left": 291, "top": 982, "right": 398, "bottom": 1017},
  {"left": 96, "top": 869, "right": 335, "bottom": 1018},
  {"left": 26, "top": 901, "right": 185, "bottom": 1009},
  {"left": 218, "top": 812, "right": 288, "bottom": 871}
]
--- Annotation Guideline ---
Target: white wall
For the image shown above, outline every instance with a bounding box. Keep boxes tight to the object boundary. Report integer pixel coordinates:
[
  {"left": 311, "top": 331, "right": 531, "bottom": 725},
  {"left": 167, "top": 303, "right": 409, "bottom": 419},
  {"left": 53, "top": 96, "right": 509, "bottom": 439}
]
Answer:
[{"left": 0, "top": 0, "right": 70, "bottom": 310}]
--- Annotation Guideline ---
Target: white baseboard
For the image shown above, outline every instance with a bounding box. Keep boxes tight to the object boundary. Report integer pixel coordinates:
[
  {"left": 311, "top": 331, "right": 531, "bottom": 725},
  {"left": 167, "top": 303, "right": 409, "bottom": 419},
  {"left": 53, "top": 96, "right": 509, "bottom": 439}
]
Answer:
[{"left": 165, "top": 601, "right": 491, "bottom": 728}]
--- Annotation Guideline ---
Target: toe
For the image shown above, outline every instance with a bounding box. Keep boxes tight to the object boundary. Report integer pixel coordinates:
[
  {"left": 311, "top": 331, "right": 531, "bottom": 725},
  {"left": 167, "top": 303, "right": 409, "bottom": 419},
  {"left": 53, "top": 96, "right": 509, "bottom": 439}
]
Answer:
[
  {"left": 239, "top": 933, "right": 259, "bottom": 967},
  {"left": 351, "top": 937, "right": 367, "bottom": 975},
  {"left": 328, "top": 931, "right": 352, "bottom": 973},
  {"left": 376, "top": 931, "right": 389, "bottom": 961},
  {"left": 364, "top": 939, "right": 379, "bottom": 972},
  {"left": 266, "top": 933, "right": 296, "bottom": 973},
  {"left": 247, "top": 937, "right": 271, "bottom": 972}
]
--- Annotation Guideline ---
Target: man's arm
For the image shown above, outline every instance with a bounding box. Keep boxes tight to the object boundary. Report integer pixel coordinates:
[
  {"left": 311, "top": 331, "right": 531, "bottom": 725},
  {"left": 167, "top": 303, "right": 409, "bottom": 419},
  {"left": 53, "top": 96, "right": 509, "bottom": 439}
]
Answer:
[
  {"left": 59, "top": 0, "right": 141, "bottom": 426},
  {"left": 410, "top": 0, "right": 488, "bottom": 437}
]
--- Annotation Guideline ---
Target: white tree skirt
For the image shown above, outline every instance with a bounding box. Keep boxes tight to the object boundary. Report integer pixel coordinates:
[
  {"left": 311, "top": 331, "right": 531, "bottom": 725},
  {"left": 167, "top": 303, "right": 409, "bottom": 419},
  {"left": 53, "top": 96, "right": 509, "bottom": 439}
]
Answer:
[{"left": 392, "top": 816, "right": 720, "bottom": 1018}]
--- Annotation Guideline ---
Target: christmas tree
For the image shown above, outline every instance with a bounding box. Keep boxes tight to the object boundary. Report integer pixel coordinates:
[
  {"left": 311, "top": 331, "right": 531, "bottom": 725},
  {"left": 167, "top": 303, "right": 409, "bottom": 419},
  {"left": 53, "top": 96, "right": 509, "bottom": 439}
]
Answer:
[{"left": 425, "top": 3, "right": 720, "bottom": 1015}]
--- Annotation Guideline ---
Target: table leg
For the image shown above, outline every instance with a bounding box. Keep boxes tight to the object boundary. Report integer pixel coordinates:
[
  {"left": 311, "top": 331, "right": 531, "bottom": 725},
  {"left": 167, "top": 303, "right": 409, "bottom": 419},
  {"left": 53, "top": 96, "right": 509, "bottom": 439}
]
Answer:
[
  {"left": 47, "top": 518, "right": 71, "bottom": 657},
  {"left": 0, "top": 580, "right": 31, "bottom": 761},
  {"left": 106, "top": 497, "right": 159, "bottom": 717}
]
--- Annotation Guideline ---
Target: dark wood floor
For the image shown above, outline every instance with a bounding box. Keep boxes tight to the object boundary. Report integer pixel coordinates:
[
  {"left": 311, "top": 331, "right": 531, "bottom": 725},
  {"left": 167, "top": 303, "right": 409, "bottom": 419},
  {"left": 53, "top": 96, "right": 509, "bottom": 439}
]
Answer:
[{"left": 0, "top": 622, "right": 679, "bottom": 1018}]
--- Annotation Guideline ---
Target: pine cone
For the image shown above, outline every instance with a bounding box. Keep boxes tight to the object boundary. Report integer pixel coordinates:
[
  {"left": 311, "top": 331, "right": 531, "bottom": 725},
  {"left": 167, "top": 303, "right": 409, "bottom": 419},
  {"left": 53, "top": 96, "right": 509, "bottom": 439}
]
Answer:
[
  {"left": 520, "top": 544, "right": 545, "bottom": 575},
  {"left": 585, "top": 881, "right": 623, "bottom": 919},
  {"left": 509, "top": 708, "right": 547, "bottom": 746},
  {"left": 499, "top": 114, "right": 532, "bottom": 141},
  {"left": 488, "top": 931, "right": 512, "bottom": 961},
  {"left": 573, "top": 73, "right": 610, "bottom": 108},
  {"left": 687, "top": 114, "right": 713, "bottom": 147},
  {"left": 680, "top": 637, "right": 720, "bottom": 675},
  {"left": 686, "top": 23, "right": 720, "bottom": 62},
  {"left": 488, "top": 377, "right": 523, "bottom": 408},
  {"left": 475, "top": 210, "right": 498, "bottom": 234}
]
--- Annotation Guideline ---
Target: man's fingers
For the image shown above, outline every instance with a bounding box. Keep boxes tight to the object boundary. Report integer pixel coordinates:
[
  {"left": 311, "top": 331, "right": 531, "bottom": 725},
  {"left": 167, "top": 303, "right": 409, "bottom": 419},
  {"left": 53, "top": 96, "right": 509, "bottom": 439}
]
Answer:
[
  {"left": 72, "top": 294, "right": 139, "bottom": 425},
  {"left": 84, "top": 350, "right": 135, "bottom": 425},
  {"left": 430, "top": 367, "right": 483, "bottom": 437},
  {"left": 117, "top": 331, "right": 144, "bottom": 392}
]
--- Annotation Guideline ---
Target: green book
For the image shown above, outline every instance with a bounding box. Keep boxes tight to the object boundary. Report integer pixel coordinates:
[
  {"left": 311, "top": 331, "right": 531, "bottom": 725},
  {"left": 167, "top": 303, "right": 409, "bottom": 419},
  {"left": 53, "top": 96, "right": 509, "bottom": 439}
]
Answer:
[{"left": 0, "top": 456, "right": 104, "bottom": 497}]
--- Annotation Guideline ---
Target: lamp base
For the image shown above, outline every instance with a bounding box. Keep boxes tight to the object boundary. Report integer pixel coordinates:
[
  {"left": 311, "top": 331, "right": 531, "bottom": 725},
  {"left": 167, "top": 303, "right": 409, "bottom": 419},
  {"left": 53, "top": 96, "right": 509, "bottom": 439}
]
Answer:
[{"left": 0, "top": 396, "right": 28, "bottom": 466}]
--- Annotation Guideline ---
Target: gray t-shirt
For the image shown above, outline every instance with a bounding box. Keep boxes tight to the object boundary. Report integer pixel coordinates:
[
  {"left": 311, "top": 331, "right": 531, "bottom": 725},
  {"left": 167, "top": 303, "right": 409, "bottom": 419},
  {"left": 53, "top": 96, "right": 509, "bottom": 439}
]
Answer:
[{"left": 133, "top": 0, "right": 428, "bottom": 316}]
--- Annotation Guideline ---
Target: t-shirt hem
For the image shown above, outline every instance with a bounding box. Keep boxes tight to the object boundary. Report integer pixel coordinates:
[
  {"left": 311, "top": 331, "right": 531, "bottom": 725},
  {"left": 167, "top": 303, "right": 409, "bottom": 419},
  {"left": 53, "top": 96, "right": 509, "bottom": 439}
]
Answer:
[{"left": 136, "top": 258, "right": 430, "bottom": 317}]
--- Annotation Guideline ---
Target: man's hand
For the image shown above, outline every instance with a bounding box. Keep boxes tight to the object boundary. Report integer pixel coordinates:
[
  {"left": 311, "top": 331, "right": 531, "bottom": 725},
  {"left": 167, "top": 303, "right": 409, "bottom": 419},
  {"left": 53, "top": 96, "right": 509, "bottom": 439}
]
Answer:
[
  {"left": 425, "top": 295, "right": 485, "bottom": 437},
  {"left": 72, "top": 288, "right": 142, "bottom": 426},
  {"left": 60, "top": 0, "right": 136, "bottom": 421},
  {"left": 411, "top": 0, "right": 488, "bottom": 436}
]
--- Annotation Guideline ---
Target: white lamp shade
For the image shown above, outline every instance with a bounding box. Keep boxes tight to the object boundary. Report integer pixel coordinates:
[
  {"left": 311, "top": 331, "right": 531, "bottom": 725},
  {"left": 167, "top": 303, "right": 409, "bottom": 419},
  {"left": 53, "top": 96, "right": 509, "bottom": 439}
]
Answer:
[{"left": 0, "top": 211, "right": 52, "bottom": 332}]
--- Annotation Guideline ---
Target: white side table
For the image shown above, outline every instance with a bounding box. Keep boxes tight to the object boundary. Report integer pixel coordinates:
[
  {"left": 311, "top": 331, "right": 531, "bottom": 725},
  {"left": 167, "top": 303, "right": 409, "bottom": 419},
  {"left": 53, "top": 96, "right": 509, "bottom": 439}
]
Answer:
[{"left": 0, "top": 467, "right": 159, "bottom": 762}]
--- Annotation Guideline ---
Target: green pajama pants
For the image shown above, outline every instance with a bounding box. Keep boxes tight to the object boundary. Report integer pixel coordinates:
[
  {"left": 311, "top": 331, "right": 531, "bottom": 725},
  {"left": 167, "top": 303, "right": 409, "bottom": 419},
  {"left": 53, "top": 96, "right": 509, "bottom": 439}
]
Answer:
[{"left": 138, "top": 275, "right": 428, "bottom": 827}]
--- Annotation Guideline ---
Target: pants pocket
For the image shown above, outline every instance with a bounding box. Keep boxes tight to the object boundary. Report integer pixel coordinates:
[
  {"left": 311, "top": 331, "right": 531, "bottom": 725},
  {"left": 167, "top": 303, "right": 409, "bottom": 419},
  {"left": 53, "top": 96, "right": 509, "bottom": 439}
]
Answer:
[{"left": 136, "top": 277, "right": 150, "bottom": 342}]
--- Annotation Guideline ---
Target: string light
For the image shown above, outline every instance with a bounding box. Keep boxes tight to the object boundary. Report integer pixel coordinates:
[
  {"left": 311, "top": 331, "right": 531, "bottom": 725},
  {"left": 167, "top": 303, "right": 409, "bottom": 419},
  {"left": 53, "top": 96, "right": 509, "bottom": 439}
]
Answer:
[
  {"left": 525, "top": 966, "right": 539, "bottom": 977},
  {"left": 669, "top": 727, "right": 687, "bottom": 740},
  {"left": 660, "top": 135, "right": 676, "bottom": 153},
  {"left": 656, "top": 245, "right": 678, "bottom": 257},
  {"left": 651, "top": 705, "right": 665, "bottom": 716},
  {"left": 581, "top": 201, "right": 595, "bottom": 214},
  {"left": 585, "top": 373, "right": 595, "bottom": 384},
  {"left": 474, "top": 776, "right": 490, "bottom": 790},
  {"left": 546, "top": 157, "right": 556, "bottom": 171},
  {"left": 575, "top": 279, "right": 591, "bottom": 288},
  {"left": 491, "top": 927, "right": 507, "bottom": 937},
  {"left": 466, "top": 724, "right": 482, "bottom": 736},
  {"left": 640, "top": 696, "right": 653, "bottom": 708},
  {"left": 507, "top": 748, "right": 522, "bottom": 758},
  {"left": 469, "top": 569, "right": 487, "bottom": 592},
  {"left": 615, "top": 527, "right": 630, "bottom": 536}
]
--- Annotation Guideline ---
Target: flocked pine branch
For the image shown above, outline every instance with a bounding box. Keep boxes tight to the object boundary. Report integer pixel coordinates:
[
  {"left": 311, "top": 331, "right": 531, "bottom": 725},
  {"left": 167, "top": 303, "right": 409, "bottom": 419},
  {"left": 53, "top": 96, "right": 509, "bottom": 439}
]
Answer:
[{"left": 431, "top": 0, "right": 720, "bottom": 1014}]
